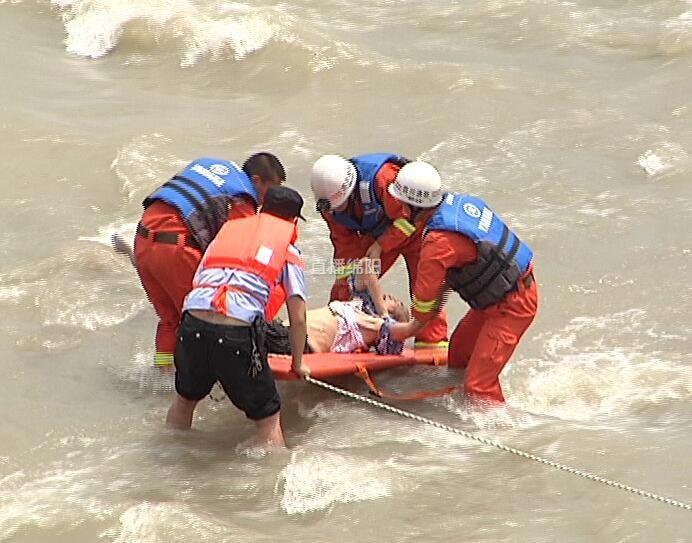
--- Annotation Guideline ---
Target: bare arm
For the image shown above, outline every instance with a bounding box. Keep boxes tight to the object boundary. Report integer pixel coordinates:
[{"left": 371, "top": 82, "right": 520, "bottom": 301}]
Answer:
[
  {"left": 390, "top": 318, "right": 425, "bottom": 342},
  {"left": 286, "top": 295, "right": 309, "bottom": 377}
]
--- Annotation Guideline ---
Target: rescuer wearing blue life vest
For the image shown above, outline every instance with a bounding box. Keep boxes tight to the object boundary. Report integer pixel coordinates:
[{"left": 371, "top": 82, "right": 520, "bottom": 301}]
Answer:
[
  {"left": 310, "top": 153, "right": 449, "bottom": 348},
  {"left": 388, "top": 162, "right": 538, "bottom": 403},
  {"left": 134, "top": 153, "right": 285, "bottom": 369}
]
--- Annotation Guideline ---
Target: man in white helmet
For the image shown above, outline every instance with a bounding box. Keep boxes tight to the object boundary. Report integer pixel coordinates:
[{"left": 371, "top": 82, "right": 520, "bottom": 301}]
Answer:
[
  {"left": 310, "top": 153, "right": 448, "bottom": 348},
  {"left": 387, "top": 163, "right": 539, "bottom": 404}
]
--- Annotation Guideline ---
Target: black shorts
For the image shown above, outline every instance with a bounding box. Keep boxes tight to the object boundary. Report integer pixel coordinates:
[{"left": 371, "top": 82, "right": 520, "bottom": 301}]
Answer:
[
  {"left": 264, "top": 319, "right": 312, "bottom": 355},
  {"left": 174, "top": 312, "right": 280, "bottom": 421}
]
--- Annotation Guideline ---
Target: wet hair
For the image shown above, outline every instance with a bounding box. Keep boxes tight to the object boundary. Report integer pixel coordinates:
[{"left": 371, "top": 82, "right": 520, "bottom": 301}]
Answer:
[{"left": 242, "top": 152, "right": 286, "bottom": 183}]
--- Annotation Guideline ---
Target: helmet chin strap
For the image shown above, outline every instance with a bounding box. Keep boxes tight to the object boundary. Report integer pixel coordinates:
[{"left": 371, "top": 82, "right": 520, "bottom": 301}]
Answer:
[{"left": 316, "top": 198, "right": 331, "bottom": 213}]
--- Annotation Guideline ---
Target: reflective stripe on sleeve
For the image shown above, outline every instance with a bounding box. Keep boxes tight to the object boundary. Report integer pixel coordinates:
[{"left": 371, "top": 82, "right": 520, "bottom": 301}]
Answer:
[
  {"left": 413, "top": 296, "right": 438, "bottom": 314},
  {"left": 393, "top": 218, "right": 416, "bottom": 237},
  {"left": 154, "top": 352, "right": 174, "bottom": 366}
]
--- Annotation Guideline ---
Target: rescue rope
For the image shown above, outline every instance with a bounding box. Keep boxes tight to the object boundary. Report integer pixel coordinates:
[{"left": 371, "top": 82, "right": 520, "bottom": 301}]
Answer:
[{"left": 305, "top": 375, "right": 692, "bottom": 512}]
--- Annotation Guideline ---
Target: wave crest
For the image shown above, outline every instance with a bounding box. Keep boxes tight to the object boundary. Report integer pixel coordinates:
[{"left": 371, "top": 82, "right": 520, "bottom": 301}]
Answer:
[{"left": 51, "top": 0, "right": 293, "bottom": 66}]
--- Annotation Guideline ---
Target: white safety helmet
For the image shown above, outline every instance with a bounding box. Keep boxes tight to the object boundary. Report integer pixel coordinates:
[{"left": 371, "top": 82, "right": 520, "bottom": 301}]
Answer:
[
  {"left": 310, "top": 154, "right": 357, "bottom": 210},
  {"left": 388, "top": 161, "right": 443, "bottom": 208}
]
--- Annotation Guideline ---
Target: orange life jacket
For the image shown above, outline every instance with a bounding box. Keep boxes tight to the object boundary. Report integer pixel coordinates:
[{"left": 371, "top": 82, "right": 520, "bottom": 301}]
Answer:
[{"left": 200, "top": 213, "right": 305, "bottom": 320}]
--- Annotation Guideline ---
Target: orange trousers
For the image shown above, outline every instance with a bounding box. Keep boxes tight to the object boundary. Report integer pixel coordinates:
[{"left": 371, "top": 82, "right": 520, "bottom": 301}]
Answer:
[
  {"left": 134, "top": 203, "right": 202, "bottom": 365},
  {"left": 330, "top": 235, "right": 448, "bottom": 345},
  {"left": 448, "top": 273, "right": 538, "bottom": 403}
]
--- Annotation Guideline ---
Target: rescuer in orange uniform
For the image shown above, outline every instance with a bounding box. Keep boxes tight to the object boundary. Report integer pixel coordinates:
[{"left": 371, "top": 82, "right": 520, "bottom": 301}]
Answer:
[
  {"left": 309, "top": 153, "right": 448, "bottom": 348},
  {"left": 388, "top": 162, "right": 538, "bottom": 403},
  {"left": 134, "top": 153, "right": 285, "bottom": 368},
  {"left": 166, "top": 186, "right": 309, "bottom": 446}
]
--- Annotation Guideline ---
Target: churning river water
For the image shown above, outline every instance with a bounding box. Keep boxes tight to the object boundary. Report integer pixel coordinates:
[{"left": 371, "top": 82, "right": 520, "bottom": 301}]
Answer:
[{"left": 1, "top": 0, "right": 691, "bottom": 541}]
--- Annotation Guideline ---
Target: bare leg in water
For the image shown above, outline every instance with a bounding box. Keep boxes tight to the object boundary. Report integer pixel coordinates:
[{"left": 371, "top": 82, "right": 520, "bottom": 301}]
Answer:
[
  {"left": 124, "top": 231, "right": 288, "bottom": 447},
  {"left": 254, "top": 412, "right": 286, "bottom": 447},
  {"left": 166, "top": 393, "right": 286, "bottom": 447},
  {"left": 166, "top": 394, "right": 199, "bottom": 429}
]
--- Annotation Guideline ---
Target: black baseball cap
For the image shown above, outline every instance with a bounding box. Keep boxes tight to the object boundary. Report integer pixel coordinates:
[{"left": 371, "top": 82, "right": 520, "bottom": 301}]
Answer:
[{"left": 261, "top": 185, "right": 306, "bottom": 221}]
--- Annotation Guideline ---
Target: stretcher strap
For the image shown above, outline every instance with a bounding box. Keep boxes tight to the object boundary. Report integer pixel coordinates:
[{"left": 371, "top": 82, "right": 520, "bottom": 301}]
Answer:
[{"left": 355, "top": 363, "right": 460, "bottom": 401}]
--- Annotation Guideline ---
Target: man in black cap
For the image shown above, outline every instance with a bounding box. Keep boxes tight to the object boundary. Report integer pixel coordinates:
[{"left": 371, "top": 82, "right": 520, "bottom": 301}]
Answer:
[
  {"left": 166, "top": 185, "right": 309, "bottom": 447},
  {"left": 261, "top": 184, "right": 307, "bottom": 221}
]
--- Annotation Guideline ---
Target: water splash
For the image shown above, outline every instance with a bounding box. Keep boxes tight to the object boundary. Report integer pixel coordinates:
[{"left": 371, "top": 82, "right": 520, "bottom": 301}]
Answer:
[
  {"left": 637, "top": 143, "right": 689, "bottom": 177},
  {"left": 110, "top": 133, "right": 182, "bottom": 202},
  {"left": 51, "top": 0, "right": 293, "bottom": 66},
  {"left": 507, "top": 309, "right": 692, "bottom": 421},
  {"left": 277, "top": 449, "right": 392, "bottom": 514}
]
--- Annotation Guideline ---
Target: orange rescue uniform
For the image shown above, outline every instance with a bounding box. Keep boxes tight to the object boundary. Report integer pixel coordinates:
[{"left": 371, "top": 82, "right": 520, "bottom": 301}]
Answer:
[
  {"left": 412, "top": 230, "right": 538, "bottom": 403},
  {"left": 323, "top": 162, "right": 448, "bottom": 345},
  {"left": 134, "top": 197, "right": 256, "bottom": 366}
]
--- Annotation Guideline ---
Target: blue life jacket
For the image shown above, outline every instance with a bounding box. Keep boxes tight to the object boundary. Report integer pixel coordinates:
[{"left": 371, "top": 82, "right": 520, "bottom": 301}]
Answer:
[
  {"left": 426, "top": 192, "right": 534, "bottom": 309},
  {"left": 331, "top": 153, "right": 408, "bottom": 237},
  {"left": 143, "top": 158, "right": 259, "bottom": 252}
]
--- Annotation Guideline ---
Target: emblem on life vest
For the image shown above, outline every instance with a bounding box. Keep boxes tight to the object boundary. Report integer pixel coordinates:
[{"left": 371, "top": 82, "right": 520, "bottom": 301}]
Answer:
[
  {"left": 463, "top": 202, "right": 481, "bottom": 218},
  {"left": 209, "top": 163, "right": 230, "bottom": 176}
]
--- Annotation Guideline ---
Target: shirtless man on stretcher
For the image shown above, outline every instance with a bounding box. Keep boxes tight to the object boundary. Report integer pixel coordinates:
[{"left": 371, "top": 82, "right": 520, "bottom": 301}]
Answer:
[{"left": 114, "top": 235, "right": 408, "bottom": 355}]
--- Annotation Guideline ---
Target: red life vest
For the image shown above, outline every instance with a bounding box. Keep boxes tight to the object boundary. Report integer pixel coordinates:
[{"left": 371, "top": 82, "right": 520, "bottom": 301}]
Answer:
[{"left": 200, "top": 213, "right": 305, "bottom": 320}]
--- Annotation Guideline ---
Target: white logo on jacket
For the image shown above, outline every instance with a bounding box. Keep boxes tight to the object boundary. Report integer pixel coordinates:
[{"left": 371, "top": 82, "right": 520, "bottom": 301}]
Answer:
[
  {"left": 209, "top": 163, "right": 230, "bottom": 176},
  {"left": 479, "top": 207, "right": 493, "bottom": 233},
  {"left": 463, "top": 202, "right": 481, "bottom": 218},
  {"left": 191, "top": 164, "right": 225, "bottom": 188}
]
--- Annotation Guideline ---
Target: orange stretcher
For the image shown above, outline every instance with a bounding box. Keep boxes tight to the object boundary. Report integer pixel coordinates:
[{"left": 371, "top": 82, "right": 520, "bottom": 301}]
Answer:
[{"left": 269, "top": 348, "right": 457, "bottom": 401}]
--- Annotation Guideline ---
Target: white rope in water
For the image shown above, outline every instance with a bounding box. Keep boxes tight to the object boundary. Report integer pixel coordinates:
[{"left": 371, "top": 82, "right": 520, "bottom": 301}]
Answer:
[{"left": 305, "top": 376, "right": 692, "bottom": 512}]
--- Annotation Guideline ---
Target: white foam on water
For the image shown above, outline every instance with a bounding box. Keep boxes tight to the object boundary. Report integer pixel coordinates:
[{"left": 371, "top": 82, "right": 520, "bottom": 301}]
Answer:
[
  {"left": 110, "top": 133, "right": 183, "bottom": 202},
  {"left": 0, "top": 465, "right": 114, "bottom": 540},
  {"left": 1, "top": 438, "right": 246, "bottom": 542},
  {"left": 277, "top": 449, "right": 392, "bottom": 514},
  {"left": 297, "top": 400, "right": 410, "bottom": 449},
  {"left": 637, "top": 142, "right": 689, "bottom": 177},
  {"left": 506, "top": 309, "right": 692, "bottom": 421},
  {"left": 441, "top": 394, "right": 542, "bottom": 432},
  {"left": 661, "top": 10, "right": 692, "bottom": 54},
  {"left": 419, "top": 134, "right": 491, "bottom": 192},
  {"left": 250, "top": 126, "right": 321, "bottom": 168},
  {"left": 0, "top": 285, "right": 29, "bottom": 303},
  {"left": 295, "top": 396, "right": 480, "bottom": 456},
  {"left": 177, "top": 2, "right": 288, "bottom": 68},
  {"left": 103, "top": 502, "right": 242, "bottom": 543},
  {"left": 41, "top": 285, "right": 147, "bottom": 331},
  {"left": 27, "top": 237, "right": 146, "bottom": 331},
  {"left": 1, "top": 235, "right": 144, "bottom": 333},
  {"left": 112, "top": 350, "right": 175, "bottom": 394},
  {"left": 51, "top": 0, "right": 293, "bottom": 66},
  {"left": 275, "top": 128, "right": 315, "bottom": 159},
  {"left": 638, "top": 150, "right": 669, "bottom": 176}
]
